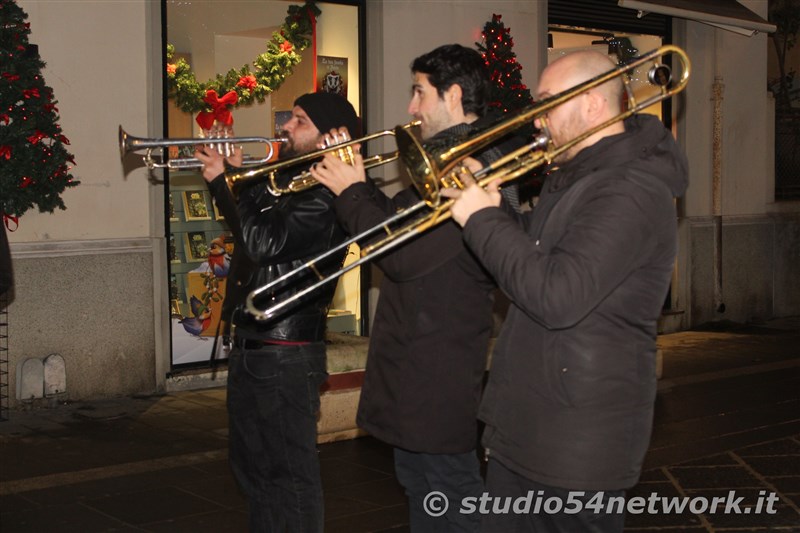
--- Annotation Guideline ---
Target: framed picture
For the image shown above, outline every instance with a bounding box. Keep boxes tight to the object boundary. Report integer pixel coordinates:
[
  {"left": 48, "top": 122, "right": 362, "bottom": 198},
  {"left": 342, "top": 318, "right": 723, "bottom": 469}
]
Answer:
[
  {"left": 184, "top": 231, "right": 210, "bottom": 262},
  {"left": 169, "top": 192, "right": 180, "bottom": 222},
  {"left": 182, "top": 189, "right": 211, "bottom": 221},
  {"left": 316, "top": 55, "right": 348, "bottom": 97},
  {"left": 169, "top": 233, "right": 181, "bottom": 263}
]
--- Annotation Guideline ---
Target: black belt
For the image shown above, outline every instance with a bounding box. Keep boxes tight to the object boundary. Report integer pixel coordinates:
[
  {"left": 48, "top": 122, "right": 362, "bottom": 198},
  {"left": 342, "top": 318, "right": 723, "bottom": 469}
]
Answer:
[{"left": 233, "top": 337, "right": 310, "bottom": 349}]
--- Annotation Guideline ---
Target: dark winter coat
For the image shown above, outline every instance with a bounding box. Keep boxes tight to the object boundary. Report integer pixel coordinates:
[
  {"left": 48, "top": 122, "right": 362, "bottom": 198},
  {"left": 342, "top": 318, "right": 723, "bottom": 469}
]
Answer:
[
  {"left": 463, "top": 114, "right": 689, "bottom": 490},
  {"left": 333, "top": 123, "right": 498, "bottom": 454},
  {"left": 207, "top": 169, "right": 346, "bottom": 341}
]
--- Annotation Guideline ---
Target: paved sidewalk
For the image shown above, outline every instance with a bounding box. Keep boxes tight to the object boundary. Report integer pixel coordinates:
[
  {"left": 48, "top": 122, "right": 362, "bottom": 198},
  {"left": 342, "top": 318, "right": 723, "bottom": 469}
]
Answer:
[{"left": 0, "top": 319, "right": 798, "bottom": 532}]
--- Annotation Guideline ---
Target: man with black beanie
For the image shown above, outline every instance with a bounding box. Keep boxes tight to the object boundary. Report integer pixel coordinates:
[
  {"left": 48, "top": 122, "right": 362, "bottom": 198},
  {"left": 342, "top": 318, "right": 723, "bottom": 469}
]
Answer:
[{"left": 194, "top": 91, "right": 360, "bottom": 533}]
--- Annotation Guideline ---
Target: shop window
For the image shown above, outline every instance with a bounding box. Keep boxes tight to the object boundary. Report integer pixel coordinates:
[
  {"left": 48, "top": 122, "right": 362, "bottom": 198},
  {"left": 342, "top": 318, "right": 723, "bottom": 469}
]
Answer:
[{"left": 164, "top": 1, "right": 364, "bottom": 368}]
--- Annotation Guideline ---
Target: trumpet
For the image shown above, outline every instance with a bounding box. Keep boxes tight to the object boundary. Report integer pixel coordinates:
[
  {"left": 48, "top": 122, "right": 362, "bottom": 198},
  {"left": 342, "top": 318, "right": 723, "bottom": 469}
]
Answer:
[
  {"left": 223, "top": 121, "right": 420, "bottom": 197},
  {"left": 245, "top": 45, "right": 691, "bottom": 321},
  {"left": 119, "top": 126, "right": 286, "bottom": 170}
]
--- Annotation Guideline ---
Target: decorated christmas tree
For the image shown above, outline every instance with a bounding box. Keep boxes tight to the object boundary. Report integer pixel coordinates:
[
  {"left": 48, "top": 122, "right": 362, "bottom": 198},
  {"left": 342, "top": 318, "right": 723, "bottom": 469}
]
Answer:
[
  {"left": 476, "top": 14, "right": 534, "bottom": 115},
  {"left": 477, "top": 13, "right": 541, "bottom": 204},
  {"left": 0, "top": 0, "right": 77, "bottom": 220}
]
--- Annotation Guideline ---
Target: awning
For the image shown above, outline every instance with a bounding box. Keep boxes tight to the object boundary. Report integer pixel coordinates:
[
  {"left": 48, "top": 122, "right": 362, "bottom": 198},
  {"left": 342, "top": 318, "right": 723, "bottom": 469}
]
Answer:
[{"left": 617, "top": 0, "right": 777, "bottom": 36}]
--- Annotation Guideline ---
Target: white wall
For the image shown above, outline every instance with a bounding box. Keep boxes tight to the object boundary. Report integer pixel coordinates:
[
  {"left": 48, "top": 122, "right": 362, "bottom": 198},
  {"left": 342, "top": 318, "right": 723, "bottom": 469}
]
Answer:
[{"left": 13, "top": 0, "right": 159, "bottom": 242}]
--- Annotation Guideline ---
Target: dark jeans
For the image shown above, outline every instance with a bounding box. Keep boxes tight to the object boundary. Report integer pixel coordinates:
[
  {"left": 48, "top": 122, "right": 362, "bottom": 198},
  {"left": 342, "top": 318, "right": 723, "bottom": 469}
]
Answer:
[
  {"left": 481, "top": 457, "right": 626, "bottom": 533},
  {"left": 394, "top": 447, "right": 484, "bottom": 532},
  {"left": 226, "top": 342, "right": 328, "bottom": 533}
]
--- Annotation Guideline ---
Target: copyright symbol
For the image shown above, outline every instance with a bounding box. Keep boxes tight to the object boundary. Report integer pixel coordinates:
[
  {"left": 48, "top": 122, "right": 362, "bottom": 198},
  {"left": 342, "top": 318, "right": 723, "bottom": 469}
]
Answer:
[{"left": 424, "top": 491, "right": 449, "bottom": 517}]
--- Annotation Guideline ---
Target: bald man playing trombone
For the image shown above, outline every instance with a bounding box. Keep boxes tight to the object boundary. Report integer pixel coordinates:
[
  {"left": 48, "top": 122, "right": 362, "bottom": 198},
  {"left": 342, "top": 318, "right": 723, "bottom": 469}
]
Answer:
[{"left": 440, "top": 49, "right": 689, "bottom": 532}]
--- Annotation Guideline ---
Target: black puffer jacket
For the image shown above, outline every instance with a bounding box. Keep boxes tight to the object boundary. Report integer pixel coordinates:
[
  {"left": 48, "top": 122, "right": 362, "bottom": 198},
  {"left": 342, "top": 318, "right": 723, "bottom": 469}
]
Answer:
[
  {"left": 207, "top": 169, "right": 346, "bottom": 341},
  {"left": 463, "top": 114, "right": 689, "bottom": 490}
]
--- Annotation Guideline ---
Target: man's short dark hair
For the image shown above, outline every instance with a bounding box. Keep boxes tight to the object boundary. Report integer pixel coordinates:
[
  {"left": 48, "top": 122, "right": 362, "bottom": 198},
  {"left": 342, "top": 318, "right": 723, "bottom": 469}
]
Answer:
[{"left": 411, "top": 44, "right": 490, "bottom": 117}]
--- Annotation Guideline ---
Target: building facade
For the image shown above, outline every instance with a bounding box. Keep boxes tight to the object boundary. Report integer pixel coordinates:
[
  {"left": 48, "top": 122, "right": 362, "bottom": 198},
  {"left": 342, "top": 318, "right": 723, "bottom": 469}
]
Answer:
[{"left": 4, "top": 0, "right": 798, "bottom": 407}]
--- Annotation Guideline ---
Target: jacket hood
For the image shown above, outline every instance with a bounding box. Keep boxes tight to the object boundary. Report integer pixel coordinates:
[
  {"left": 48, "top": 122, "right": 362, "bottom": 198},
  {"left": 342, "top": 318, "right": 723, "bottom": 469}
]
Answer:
[{"left": 549, "top": 113, "right": 689, "bottom": 198}]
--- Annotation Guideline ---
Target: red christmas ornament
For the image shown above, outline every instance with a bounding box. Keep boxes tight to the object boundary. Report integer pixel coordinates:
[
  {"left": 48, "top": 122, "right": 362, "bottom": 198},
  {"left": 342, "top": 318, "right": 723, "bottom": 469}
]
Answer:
[{"left": 19, "top": 177, "right": 33, "bottom": 188}]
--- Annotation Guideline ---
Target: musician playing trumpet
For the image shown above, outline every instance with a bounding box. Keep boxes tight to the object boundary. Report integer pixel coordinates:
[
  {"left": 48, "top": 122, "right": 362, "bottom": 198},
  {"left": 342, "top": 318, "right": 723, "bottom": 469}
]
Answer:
[{"left": 194, "top": 92, "right": 361, "bottom": 533}]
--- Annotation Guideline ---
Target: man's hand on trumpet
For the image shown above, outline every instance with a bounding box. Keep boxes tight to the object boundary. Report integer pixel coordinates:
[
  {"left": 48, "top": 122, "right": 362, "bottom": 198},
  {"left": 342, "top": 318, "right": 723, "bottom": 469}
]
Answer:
[
  {"left": 193, "top": 136, "right": 243, "bottom": 183},
  {"left": 309, "top": 127, "right": 364, "bottom": 196},
  {"left": 440, "top": 167, "right": 503, "bottom": 227}
]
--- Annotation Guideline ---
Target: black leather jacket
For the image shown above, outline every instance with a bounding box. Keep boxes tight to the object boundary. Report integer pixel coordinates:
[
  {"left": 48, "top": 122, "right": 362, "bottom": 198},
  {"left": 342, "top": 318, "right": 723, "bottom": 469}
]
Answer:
[{"left": 206, "top": 169, "right": 347, "bottom": 342}]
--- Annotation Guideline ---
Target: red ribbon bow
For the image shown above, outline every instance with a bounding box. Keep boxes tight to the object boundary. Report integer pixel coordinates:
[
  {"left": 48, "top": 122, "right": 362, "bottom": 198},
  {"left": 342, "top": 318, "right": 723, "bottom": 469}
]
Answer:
[
  {"left": 3, "top": 213, "right": 18, "bottom": 231},
  {"left": 27, "top": 131, "right": 47, "bottom": 144},
  {"left": 195, "top": 89, "right": 238, "bottom": 130}
]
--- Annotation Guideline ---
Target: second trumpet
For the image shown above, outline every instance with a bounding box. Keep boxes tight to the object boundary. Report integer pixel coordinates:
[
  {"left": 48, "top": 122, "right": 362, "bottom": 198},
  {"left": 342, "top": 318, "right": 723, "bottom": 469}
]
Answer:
[{"left": 223, "top": 121, "right": 421, "bottom": 197}]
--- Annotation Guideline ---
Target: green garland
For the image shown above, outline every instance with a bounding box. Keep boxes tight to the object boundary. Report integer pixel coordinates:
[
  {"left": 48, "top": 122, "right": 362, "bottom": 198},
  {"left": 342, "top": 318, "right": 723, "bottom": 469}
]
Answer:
[{"left": 166, "top": 0, "right": 321, "bottom": 115}]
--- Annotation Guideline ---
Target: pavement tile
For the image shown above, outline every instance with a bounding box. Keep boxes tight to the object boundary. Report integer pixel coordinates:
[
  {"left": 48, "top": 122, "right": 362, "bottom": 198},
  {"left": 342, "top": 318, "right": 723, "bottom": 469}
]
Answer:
[
  {"left": 1, "top": 501, "right": 135, "bottom": 532},
  {"left": 677, "top": 453, "right": 740, "bottom": 467},
  {"left": 703, "top": 503, "right": 800, "bottom": 529},
  {"left": 768, "top": 475, "right": 800, "bottom": 494},
  {"left": 84, "top": 485, "right": 226, "bottom": 525},
  {"left": 142, "top": 509, "right": 248, "bottom": 533},
  {"left": 638, "top": 468, "right": 670, "bottom": 482},
  {"left": 736, "top": 437, "right": 800, "bottom": 456},
  {"left": 324, "top": 503, "right": 409, "bottom": 533},
  {"left": 739, "top": 454, "right": 800, "bottom": 477},
  {"left": 668, "top": 465, "right": 764, "bottom": 489},
  {"left": 625, "top": 482, "right": 704, "bottom": 528}
]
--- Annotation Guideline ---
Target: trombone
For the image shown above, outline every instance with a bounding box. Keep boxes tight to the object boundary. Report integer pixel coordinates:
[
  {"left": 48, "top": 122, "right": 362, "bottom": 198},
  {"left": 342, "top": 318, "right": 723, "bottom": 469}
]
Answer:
[
  {"left": 223, "top": 121, "right": 420, "bottom": 197},
  {"left": 245, "top": 45, "right": 691, "bottom": 321},
  {"left": 119, "top": 125, "right": 286, "bottom": 170}
]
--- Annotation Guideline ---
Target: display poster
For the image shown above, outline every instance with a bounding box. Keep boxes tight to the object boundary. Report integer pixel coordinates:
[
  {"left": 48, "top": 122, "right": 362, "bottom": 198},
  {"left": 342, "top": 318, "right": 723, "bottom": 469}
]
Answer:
[{"left": 316, "top": 56, "right": 348, "bottom": 97}]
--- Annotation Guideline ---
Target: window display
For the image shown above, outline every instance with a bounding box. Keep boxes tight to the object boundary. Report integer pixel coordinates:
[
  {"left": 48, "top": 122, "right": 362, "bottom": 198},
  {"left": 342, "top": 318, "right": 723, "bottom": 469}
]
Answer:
[{"left": 166, "top": 0, "right": 363, "bottom": 367}]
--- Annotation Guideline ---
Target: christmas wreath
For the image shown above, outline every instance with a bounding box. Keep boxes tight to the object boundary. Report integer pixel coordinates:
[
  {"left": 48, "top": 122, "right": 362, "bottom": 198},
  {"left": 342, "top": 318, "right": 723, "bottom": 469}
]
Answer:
[{"left": 167, "top": 0, "right": 320, "bottom": 130}]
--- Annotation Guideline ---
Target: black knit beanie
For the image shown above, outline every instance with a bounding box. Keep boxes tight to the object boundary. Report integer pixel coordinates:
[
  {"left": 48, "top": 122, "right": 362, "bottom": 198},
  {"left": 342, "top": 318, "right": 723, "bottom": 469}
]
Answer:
[{"left": 293, "top": 92, "right": 362, "bottom": 138}]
